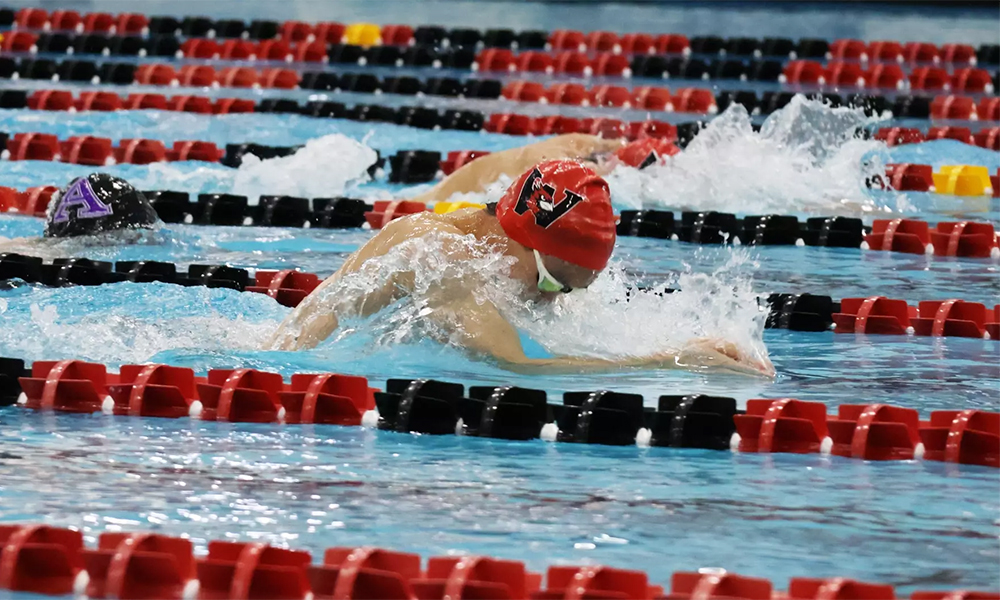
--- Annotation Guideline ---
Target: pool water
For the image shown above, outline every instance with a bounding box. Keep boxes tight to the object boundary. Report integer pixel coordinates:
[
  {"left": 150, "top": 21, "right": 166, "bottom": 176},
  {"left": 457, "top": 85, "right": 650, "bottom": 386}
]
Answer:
[{"left": 1, "top": 0, "right": 1000, "bottom": 594}]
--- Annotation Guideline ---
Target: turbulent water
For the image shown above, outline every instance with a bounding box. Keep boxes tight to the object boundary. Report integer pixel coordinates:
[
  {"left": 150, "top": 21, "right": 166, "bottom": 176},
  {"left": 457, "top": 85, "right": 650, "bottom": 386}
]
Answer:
[
  {"left": 0, "top": 95, "right": 940, "bottom": 374},
  {"left": 604, "top": 97, "right": 910, "bottom": 215}
]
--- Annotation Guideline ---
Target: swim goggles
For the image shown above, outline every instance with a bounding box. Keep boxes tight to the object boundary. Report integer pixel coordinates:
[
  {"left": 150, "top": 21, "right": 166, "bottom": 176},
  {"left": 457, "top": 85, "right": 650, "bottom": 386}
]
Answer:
[{"left": 534, "top": 249, "right": 573, "bottom": 294}]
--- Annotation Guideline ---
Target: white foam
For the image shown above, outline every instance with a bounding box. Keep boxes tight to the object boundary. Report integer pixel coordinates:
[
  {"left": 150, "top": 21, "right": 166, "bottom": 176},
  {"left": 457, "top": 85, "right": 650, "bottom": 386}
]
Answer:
[
  {"left": 603, "top": 96, "right": 910, "bottom": 216},
  {"left": 231, "top": 134, "right": 378, "bottom": 200},
  {"left": 635, "top": 427, "right": 652, "bottom": 447},
  {"left": 127, "top": 134, "right": 378, "bottom": 204},
  {"left": 188, "top": 400, "right": 204, "bottom": 419},
  {"left": 0, "top": 285, "right": 281, "bottom": 366},
  {"left": 361, "top": 409, "right": 380, "bottom": 428}
]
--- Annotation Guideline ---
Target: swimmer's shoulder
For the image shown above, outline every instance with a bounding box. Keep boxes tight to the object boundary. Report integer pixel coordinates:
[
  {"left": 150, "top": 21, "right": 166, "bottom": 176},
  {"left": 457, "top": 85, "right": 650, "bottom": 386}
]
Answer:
[{"left": 384, "top": 207, "right": 486, "bottom": 236}]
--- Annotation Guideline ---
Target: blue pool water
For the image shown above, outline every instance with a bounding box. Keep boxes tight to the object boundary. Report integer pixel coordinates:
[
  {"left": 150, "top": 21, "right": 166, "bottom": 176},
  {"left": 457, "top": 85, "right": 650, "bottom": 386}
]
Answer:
[{"left": 1, "top": 0, "right": 999, "bottom": 594}]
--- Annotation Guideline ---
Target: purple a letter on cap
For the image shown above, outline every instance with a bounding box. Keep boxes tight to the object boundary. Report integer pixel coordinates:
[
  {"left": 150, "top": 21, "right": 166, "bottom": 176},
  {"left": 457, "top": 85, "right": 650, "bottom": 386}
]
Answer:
[{"left": 51, "top": 178, "right": 113, "bottom": 223}]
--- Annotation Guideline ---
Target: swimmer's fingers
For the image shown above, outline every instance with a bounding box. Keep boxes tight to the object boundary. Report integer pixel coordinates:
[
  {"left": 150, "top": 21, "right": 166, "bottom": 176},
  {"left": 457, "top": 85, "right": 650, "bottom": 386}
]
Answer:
[
  {"left": 676, "top": 338, "right": 775, "bottom": 378},
  {"left": 543, "top": 134, "right": 624, "bottom": 159}
]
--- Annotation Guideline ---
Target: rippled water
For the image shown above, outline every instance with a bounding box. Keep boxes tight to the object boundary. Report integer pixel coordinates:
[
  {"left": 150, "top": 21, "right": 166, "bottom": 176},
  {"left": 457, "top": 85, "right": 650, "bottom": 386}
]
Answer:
[{"left": 0, "top": 29, "right": 999, "bottom": 595}]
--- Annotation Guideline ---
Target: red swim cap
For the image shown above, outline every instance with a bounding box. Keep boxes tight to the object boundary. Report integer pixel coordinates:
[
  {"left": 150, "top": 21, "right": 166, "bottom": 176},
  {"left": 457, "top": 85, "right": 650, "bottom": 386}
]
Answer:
[
  {"left": 614, "top": 137, "right": 680, "bottom": 169},
  {"left": 496, "top": 159, "right": 615, "bottom": 271}
]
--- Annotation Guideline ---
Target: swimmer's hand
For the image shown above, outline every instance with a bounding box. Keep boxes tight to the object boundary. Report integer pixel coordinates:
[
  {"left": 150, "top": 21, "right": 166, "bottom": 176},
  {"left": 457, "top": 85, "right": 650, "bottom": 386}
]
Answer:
[
  {"left": 530, "top": 133, "right": 625, "bottom": 160},
  {"left": 675, "top": 338, "right": 776, "bottom": 378}
]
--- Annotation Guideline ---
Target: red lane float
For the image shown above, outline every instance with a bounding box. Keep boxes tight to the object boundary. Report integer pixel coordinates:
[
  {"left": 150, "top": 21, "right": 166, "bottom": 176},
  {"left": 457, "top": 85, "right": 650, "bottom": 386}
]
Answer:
[
  {"left": 734, "top": 398, "right": 830, "bottom": 454},
  {"left": 909, "top": 66, "right": 951, "bottom": 91},
  {"left": 548, "top": 29, "right": 586, "bottom": 52},
  {"left": 929, "top": 222, "right": 998, "bottom": 258},
  {"left": 309, "top": 547, "right": 421, "bottom": 599},
  {"left": 868, "top": 40, "right": 904, "bottom": 63},
  {"left": 545, "top": 82, "right": 589, "bottom": 106},
  {"left": 827, "top": 404, "right": 921, "bottom": 461},
  {"left": 884, "top": 163, "right": 933, "bottom": 191},
  {"left": 279, "top": 373, "right": 373, "bottom": 425},
  {"left": 927, "top": 126, "right": 974, "bottom": 144},
  {"left": 667, "top": 571, "right": 773, "bottom": 600},
  {"left": 781, "top": 60, "right": 826, "bottom": 85},
  {"left": 865, "top": 63, "right": 906, "bottom": 89},
  {"left": 18, "top": 358, "right": 375, "bottom": 424},
  {"left": 27, "top": 90, "right": 75, "bottom": 111},
  {"left": 6, "top": 132, "right": 61, "bottom": 161},
  {"left": 196, "top": 368, "right": 285, "bottom": 423},
  {"left": 76, "top": 91, "right": 124, "bottom": 111},
  {"left": 930, "top": 95, "right": 976, "bottom": 120},
  {"left": 828, "top": 39, "right": 867, "bottom": 61},
  {"left": 824, "top": 61, "right": 867, "bottom": 88},
  {"left": 864, "top": 219, "right": 932, "bottom": 254},
  {"left": 166, "top": 95, "right": 213, "bottom": 113},
  {"left": 13, "top": 521, "right": 998, "bottom": 600},
  {"left": 0, "top": 525, "right": 85, "bottom": 596},
  {"left": 912, "top": 300, "right": 989, "bottom": 338},
  {"left": 978, "top": 98, "right": 1000, "bottom": 122},
  {"left": 114, "top": 138, "right": 167, "bottom": 164},
  {"left": 197, "top": 541, "right": 311, "bottom": 600},
  {"left": 411, "top": 556, "right": 541, "bottom": 599},
  {"left": 920, "top": 410, "right": 1000, "bottom": 468},
  {"left": 833, "top": 297, "right": 996, "bottom": 339},
  {"left": 168, "top": 140, "right": 224, "bottom": 162},
  {"left": 788, "top": 577, "right": 896, "bottom": 600},
  {"left": 502, "top": 80, "right": 547, "bottom": 102},
  {"left": 246, "top": 270, "right": 321, "bottom": 307},
  {"left": 18, "top": 360, "right": 111, "bottom": 413},
  {"left": 832, "top": 297, "right": 915, "bottom": 335},
  {"left": 974, "top": 127, "right": 1000, "bottom": 151},
  {"left": 515, "top": 51, "right": 555, "bottom": 74},
  {"left": 364, "top": 200, "right": 429, "bottom": 229},
  {"left": 82, "top": 533, "right": 195, "bottom": 600},
  {"left": 59, "top": 136, "right": 113, "bottom": 166},
  {"left": 874, "top": 127, "right": 925, "bottom": 146},
  {"left": 538, "top": 565, "right": 657, "bottom": 599},
  {"left": 125, "top": 93, "right": 169, "bottom": 110},
  {"left": 381, "top": 24, "right": 414, "bottom": 46},
  {"left": 106, "top": 364, "right": 199, "bottom": 418},
  {"left": 905, "top": 42, "right": 941, "bottom": 64},
  {"left": 0, "top": 185, "right": 59, "bottom": 216},
  {"left": 439, "top": 150, "right": 490, "bottom": 176},
  {"left": 952, "top": 68, "right": 995, "bottom": 94},
  {"left": 1, "top": 31, "right": 38, "bottom": 52}
]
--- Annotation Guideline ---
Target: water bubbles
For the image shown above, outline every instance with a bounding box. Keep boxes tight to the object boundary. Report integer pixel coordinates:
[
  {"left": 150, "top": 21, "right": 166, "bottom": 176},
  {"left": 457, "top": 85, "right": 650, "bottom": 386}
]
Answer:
[{"left": 605, "top": 95, "right": 904, "bottom": 216}]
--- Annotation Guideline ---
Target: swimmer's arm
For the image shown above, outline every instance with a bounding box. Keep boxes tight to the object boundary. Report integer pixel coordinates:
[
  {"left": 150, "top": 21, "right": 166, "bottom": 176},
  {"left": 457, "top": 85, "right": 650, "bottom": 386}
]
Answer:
[
  {"left": 265, "top": 218, "right": 466, "bottom": 351},
  {"left": 437, "top": 296, "right": 773, "bottom": 377},
  {"left": 410, "top": 134, "right": 623, "bottom": 204}
]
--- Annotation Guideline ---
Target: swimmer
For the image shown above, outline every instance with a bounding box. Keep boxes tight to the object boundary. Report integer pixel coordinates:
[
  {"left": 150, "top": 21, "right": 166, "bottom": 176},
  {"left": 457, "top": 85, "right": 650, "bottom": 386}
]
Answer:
[
  {"left": 409, "top": 133, "right": 679, "bottom": 205},
  {"left": 0, "top": 173, "right": 161, "bottom": 257},
  {"left": 267, "top": 153, "right": 773, "bottom": 377}
]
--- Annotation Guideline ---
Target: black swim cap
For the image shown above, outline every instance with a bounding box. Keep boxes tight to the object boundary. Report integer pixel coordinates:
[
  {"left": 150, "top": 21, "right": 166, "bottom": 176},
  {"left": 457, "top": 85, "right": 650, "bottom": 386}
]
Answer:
[{"left": 43, "top": 173, "right": 159, "bottom": 238}]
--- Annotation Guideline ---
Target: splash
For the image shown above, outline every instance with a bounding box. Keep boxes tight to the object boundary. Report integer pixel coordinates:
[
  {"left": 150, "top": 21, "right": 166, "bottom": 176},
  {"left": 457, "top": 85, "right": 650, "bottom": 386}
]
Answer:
[
  {"left": 276, "top": 229, "right": 769, "bottom": 372},
  {"left": 0, "top": 282, "right": 283, "bottom": 366},
  {"left": 124, "top": 134, "right": 378, "bottom": 202},
  {"left": 504, "top": 248, "right": 769, "bottom": 367},
  {"left": 606, "top": 96, "right": 908, "bottom": 215}
]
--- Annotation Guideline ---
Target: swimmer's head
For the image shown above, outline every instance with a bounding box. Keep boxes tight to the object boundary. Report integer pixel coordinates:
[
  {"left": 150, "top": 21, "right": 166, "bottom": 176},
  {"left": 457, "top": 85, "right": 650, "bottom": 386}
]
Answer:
[
  {"left": 496, "top": 159, "right": 615, "bottom": 288},
  {"left": 613, "top": 138, "right": 680, "bottom": 169},
  {"left": 44, "top": 173, "right": 159, "bottom": 238}
]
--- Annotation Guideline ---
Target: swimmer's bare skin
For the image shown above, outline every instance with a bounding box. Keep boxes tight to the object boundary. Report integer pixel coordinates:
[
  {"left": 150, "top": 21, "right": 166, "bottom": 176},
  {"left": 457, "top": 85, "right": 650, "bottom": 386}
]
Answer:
[
  {"left": 409, "top": 134, "right": 623, "bottom": 205},
  {"left": 265, "top": 207, "right": 775, "bottom": 378}
]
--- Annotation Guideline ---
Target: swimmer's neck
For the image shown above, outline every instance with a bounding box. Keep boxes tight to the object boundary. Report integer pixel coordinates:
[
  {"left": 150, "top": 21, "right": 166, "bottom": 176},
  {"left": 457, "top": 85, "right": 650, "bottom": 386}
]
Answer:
[{"left": 428, "top": 208, "right": 539, "bottom": 291}]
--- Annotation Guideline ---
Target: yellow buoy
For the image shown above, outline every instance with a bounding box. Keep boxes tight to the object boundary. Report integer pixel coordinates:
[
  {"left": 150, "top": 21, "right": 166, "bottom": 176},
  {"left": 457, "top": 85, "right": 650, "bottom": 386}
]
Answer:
[
  {"left": 932, "top": 165, "right": 992, "bottom": 196},
  {"left": 434, "top": 201, "right": 487, "bottom": 214},
  {"left": 343, "top": 23, "right": 382, "bottom": 47}
]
